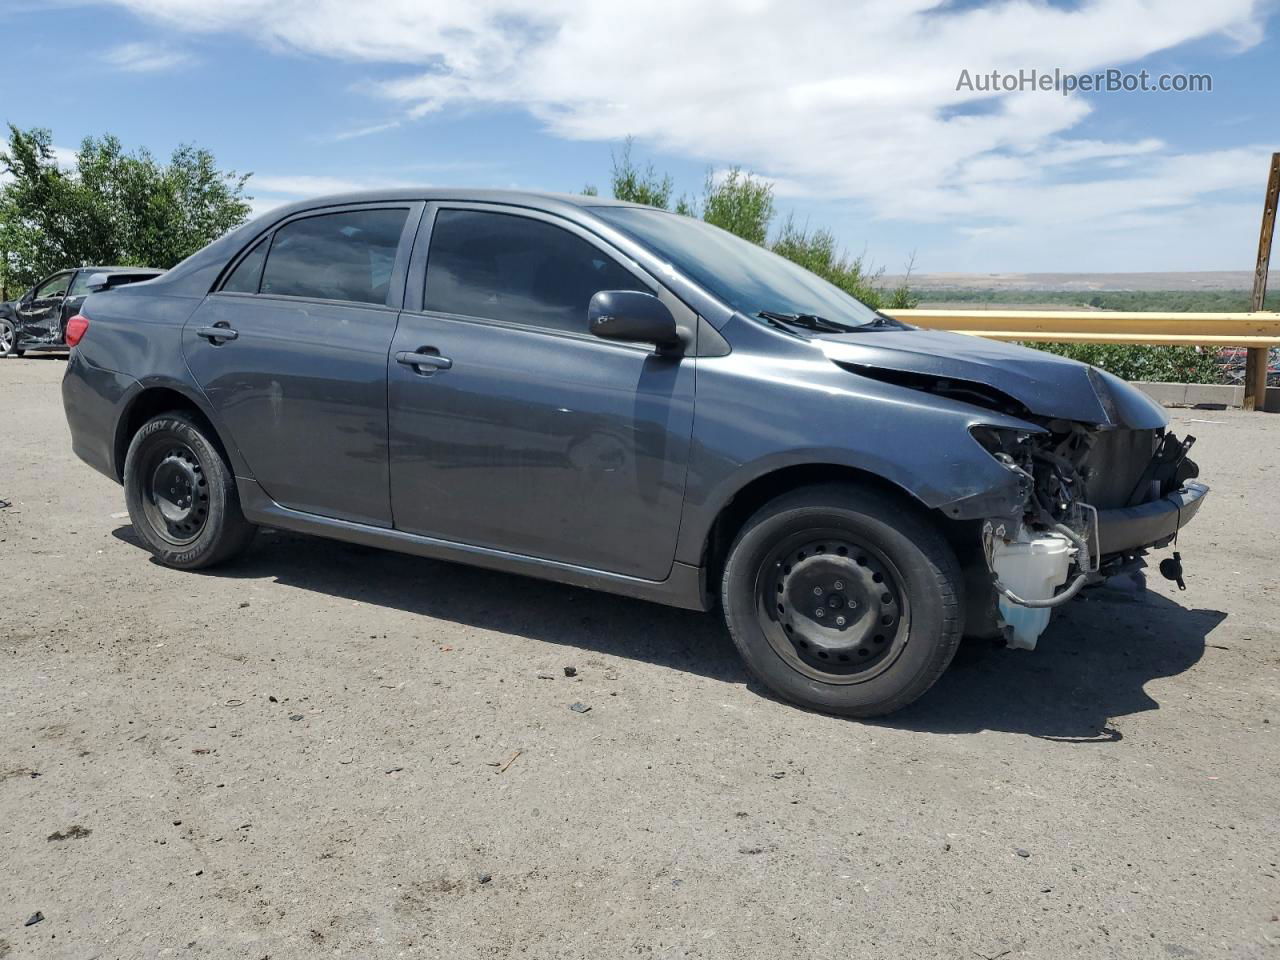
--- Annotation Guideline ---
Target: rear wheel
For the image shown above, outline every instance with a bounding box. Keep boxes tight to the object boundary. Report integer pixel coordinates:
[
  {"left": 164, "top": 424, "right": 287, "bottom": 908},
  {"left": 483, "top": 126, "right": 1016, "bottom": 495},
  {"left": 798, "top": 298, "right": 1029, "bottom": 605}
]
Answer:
[
  {"left": 123, "top": 412, "right": 256, "bottom": 569},
  {"left": 721, "top": 484, "right": 962, "bottom": 717}
]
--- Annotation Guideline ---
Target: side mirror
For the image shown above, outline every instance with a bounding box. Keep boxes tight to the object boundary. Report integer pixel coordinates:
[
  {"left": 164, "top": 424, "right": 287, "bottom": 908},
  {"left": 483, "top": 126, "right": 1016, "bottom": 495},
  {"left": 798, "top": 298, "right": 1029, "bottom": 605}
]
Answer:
[{"left": 588, "top": 290, "right": 681, "bottom": 350}]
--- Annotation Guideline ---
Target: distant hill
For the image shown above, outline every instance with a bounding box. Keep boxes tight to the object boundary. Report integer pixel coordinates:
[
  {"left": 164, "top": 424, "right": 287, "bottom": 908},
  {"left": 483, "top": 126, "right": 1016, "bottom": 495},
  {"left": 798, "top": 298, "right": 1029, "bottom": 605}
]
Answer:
[{"left": 880, "top": 271, "right": 1255, "bottom": 293}]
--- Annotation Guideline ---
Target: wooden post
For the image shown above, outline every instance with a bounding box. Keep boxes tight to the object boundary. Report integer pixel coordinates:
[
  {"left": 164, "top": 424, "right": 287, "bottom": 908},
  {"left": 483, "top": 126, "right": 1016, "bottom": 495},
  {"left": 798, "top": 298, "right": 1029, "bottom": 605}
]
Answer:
[{"left": 1244, "top": 152, "right": 1280, "bottom": 411}]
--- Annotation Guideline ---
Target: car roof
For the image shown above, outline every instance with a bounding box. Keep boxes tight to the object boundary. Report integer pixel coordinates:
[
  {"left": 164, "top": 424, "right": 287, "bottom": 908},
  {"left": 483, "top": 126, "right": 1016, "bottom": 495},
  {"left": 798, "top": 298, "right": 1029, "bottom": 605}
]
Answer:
[
  {"left": 265, "top": 188, "right": 647, "bottom": 211},
  {"left": 155, "top": 188, "right": 674, "bottom": 296},
  {"left": 117, "top": 187, "right": 736, "bottom": 327}
]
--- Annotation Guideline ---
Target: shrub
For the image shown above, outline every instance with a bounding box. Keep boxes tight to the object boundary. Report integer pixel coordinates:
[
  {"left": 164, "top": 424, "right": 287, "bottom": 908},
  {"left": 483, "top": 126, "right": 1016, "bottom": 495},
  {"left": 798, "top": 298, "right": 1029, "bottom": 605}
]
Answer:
[{"left": 1023, "top": 342, "right": 1222, "bottom": 384}]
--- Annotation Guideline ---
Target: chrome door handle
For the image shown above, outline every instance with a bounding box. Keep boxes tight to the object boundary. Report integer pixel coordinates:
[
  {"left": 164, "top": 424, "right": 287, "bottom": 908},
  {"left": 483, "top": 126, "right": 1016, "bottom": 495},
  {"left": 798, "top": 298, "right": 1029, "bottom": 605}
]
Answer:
[
  {"left": 396, "top": 349, "right": 453, "bottom": 372},
  {"left": 196, "top": 324, "right": 238, "bottom": 343}
]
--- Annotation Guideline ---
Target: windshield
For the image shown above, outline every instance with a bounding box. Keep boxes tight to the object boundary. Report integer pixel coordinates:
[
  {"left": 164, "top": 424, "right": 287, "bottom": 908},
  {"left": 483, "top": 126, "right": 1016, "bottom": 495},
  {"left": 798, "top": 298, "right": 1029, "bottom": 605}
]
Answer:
[{"left": 590, "top": 206, "right": 882, "bottom": 328}]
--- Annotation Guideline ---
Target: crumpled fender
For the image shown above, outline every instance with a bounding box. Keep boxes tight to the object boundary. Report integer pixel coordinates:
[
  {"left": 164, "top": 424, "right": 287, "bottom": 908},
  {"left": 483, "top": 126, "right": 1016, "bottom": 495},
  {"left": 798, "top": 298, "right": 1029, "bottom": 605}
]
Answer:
[
  {"left": 818, "top": 329, "right": 1168, "bottom": 429},
  {"left": 673, "top": 317, "right": 1051, "bottom": 567}
]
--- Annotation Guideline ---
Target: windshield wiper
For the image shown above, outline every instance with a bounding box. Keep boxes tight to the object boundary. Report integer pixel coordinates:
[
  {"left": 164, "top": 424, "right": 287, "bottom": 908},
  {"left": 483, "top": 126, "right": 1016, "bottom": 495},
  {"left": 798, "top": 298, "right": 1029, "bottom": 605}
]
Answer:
[
  {"left": 758, "top": 310, "right": 901, "bottom": 334},
  {"left": 757, "top": 310, "right": 861, "bottom": 333}
]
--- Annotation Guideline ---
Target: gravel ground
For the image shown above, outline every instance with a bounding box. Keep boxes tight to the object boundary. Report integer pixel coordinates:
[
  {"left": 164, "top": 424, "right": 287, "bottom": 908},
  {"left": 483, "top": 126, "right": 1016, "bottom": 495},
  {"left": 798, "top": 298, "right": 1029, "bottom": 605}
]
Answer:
[{"left": 1, "top": 356, "right": 1277, "bottom": 960}]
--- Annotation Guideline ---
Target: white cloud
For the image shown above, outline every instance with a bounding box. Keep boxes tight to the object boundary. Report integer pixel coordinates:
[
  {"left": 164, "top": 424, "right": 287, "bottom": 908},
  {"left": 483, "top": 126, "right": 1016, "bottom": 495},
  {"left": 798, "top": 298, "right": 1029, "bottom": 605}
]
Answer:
[
  {"left": 328, "top": 119, "right": 402, "bottom": 142},
  {"left": 96, "top": 0, "right": 1270, "bottom": 269},
  {"left": 102, "top": 41, "right": 193, "bottom": 73},
  {"left": 51, "top": 145, "right": 79, "bottom": 170}
]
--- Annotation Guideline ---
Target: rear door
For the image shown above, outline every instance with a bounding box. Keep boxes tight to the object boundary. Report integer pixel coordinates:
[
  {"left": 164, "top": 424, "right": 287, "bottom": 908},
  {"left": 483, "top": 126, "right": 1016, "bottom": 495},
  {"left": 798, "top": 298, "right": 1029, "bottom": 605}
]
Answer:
[
  {"left": 61, "top": 270, "right": 99, "bottom": 341},
  {"left": 184, "top": 203, "right": 421, "bottom": 527},
  {"left": 387, "top": 204, "right": 696, "bottom": 580}
]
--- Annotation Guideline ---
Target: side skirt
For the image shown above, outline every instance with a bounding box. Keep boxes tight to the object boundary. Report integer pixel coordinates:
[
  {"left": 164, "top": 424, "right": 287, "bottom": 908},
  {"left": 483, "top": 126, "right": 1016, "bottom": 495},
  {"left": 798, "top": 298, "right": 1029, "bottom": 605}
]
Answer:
[{"left": 236, "top": 478, "right": 712, "bottom": 612}]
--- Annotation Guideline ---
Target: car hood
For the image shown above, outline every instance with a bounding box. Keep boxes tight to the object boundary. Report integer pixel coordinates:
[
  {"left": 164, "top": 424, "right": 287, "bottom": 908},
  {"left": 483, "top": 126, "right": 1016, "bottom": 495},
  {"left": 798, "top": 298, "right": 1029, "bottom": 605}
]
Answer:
[{"left": 817, "top": 327, "right": 1168, "bottom": 429}]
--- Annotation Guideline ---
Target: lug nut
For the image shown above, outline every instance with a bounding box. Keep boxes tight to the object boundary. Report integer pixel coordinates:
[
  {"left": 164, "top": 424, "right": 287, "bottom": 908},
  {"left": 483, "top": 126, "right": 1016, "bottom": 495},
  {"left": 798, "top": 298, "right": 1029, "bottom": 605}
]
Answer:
[
  {"left": 834, "top": 580, "right": 844, "bottom": 590},
  {"left": 835, "top": 616, "right": 846, "bottom": 626},
  {"left": 815, "top": 608, "right": 826, "bottom": 618}
]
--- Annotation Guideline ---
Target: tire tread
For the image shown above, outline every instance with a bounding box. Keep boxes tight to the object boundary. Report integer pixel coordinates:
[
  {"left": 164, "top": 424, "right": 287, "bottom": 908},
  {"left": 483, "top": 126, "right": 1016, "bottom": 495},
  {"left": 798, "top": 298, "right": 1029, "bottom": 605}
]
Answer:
[
  {"left": 123, "top": 411, "right": 256, "bottom": 569},
  {"left": 720, "top": 483, "right": 963, "bottom": 717}
]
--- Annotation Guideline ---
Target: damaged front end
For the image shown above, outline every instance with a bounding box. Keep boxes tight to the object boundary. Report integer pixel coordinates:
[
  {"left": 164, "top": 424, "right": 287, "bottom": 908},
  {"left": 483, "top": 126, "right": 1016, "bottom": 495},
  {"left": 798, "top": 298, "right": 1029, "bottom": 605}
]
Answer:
[
  {"left": 818, "top": 331, "right": 1210, "bottom": 650},
  {"left": 971, "top": 421, "right": 1206, "bottom": 649}
]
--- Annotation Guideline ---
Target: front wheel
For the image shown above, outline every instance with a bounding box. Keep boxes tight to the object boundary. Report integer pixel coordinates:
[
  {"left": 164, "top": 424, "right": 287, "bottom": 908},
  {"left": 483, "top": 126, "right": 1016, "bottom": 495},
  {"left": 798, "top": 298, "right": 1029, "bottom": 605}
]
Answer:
[
  {"left": 0, "top": 318, "right": 18, "bottom": 358},
  {"left": 123, "top": 412, "right": 257, "bottom": 569},
  {"left": 721, "top": 484, "right": 963, "bottom": 717}
]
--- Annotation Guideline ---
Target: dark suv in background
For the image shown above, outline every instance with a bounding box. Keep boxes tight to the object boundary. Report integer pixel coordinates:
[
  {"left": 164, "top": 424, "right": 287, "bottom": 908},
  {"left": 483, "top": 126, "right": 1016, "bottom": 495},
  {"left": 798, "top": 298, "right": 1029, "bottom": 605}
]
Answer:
[
  {"left": 59, "top": 191, "right": 1207, "bottom": 717},
  {"left": 0, "top": 266, "right": 162, "bottom": 357}
]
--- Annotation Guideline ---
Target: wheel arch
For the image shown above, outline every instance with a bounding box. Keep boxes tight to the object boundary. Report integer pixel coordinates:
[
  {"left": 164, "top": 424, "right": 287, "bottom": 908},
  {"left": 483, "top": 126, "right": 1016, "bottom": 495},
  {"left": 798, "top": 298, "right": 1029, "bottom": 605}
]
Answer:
[
  {"left": 0, "top": 313, "right": 21, "bottom": 356},
  {"left": 696, "top": 462, "right": 942, "bottom": 593},
  {"left": 112, "top": 382, "right": 240, "bottom": 482}
]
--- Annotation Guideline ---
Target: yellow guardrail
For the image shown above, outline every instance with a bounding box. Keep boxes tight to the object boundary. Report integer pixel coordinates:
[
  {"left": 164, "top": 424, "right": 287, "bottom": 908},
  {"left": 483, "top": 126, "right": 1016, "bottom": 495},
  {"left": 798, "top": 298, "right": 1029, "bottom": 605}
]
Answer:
[{"left": 883, "top": 309, "right": 1280, "bottom": 349}]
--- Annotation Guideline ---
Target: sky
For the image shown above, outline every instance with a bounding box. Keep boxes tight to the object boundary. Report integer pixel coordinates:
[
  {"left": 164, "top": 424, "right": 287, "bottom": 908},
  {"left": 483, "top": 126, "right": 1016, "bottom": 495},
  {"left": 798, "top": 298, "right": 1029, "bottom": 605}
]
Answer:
[{"left": 1, "top": 0, "right": 1277, "bottom": 275}]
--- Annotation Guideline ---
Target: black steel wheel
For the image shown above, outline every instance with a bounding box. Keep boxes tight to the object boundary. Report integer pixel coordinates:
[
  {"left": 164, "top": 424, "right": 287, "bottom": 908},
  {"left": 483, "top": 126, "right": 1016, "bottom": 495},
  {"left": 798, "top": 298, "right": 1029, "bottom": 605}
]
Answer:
[
  {"left": 721, "top": 484, "right": 962, "bottom": 717},
  {"left": 124, "top": 412, "right": 256, "bottom": 569},
  {"left": 759, "top": 533, "right": 909, "bottom": 684},
  {"left": 137, "top": 440, "right": 211, "bottom": 545}
]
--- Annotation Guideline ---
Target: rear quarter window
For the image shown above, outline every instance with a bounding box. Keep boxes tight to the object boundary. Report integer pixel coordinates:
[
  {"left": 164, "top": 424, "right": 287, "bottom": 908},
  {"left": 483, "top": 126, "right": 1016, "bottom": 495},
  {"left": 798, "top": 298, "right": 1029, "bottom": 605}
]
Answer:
[{"left": 221, "top": 236, "right": 269, "bottom": 294}]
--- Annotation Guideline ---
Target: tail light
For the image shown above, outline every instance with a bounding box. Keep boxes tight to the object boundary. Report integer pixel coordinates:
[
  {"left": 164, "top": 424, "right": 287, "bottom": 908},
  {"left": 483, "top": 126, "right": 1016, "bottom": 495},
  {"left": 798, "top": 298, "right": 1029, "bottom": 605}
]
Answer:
[{"left": 65, "top": 314, "right": 90, "bottom": 347}]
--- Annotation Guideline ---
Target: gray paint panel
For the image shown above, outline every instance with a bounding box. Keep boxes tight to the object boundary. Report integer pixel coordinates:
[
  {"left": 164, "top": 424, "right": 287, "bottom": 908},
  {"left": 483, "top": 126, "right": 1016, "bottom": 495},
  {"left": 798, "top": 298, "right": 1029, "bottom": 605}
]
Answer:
[
  {"left": 388, "top": 312, "right": 695, "bottom": 580},
  {"left": 673, "top": 315, "right": 1045, "bottom": 566},
  {"left": 238, "top": 477, "right": 710, "bottom": 610},
  {"left": 182, "top": 294, "right": 399, "bottom": 527}
]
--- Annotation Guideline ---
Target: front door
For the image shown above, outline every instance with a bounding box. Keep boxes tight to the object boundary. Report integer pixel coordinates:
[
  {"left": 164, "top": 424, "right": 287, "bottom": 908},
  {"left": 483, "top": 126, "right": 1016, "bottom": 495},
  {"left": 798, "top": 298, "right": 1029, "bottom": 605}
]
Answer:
[
  {"left": 388, "top": 206, "right": 695, "bottom": 581},
  {"left": 17, "top": 271, "right": 72, "bottom": 341},
  {"left": 183, "top": 204, "right": 418, "bottom": 527}
]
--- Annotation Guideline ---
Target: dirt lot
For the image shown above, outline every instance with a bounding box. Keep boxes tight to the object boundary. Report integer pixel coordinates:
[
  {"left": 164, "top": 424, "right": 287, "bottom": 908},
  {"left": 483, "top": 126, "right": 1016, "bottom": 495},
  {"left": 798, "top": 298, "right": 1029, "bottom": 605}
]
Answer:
[{"left": 1, "top": 355, "right": 1277, "bottom": 959}]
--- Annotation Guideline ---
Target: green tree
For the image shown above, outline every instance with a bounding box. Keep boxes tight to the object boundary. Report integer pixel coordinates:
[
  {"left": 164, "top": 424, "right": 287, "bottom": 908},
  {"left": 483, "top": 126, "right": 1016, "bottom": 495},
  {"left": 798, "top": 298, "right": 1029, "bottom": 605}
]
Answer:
[
  {"left": 0, "top": 125, "right": 251, "bottom": 296},
  {"left": 1025, "top": 342, "right": 1222, "bottom": 384},
  {"left": 589, "top": 136, "right": 914, "bottom": 310},
  {"left": 609, "top": 136, "right": 674, "bottom": 209},
  {"left": 770, "top": 214, "right": 890, "bottom": 307},
  {"left": 0, "top": 127, "right": 82, "bottom": 296},
  {"left": 673, "top": 194, "right": 698, "bottom": 217},
  {"left": 701, "top": 167, "right": 774, "bottom": 246},
  {"left": 883, "top": 253, "right": 919, "bottom": 309}
]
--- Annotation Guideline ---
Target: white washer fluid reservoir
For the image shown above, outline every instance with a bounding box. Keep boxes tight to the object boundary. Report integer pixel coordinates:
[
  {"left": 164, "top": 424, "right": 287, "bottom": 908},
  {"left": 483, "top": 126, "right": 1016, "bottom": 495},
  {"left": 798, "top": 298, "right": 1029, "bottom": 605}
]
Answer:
[{"left": 990, "top": 530, "right": 1074, "bottom": 650}]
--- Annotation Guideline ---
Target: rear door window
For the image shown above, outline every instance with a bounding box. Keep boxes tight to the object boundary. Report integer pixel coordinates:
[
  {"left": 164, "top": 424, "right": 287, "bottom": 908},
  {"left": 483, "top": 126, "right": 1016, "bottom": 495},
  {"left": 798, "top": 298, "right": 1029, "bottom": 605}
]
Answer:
[
  {"left": 260, "top": 208, "right": 409, "bottom": 306},
  {"left": 424, "top": 209, "right": 648, "bottom": 334}
]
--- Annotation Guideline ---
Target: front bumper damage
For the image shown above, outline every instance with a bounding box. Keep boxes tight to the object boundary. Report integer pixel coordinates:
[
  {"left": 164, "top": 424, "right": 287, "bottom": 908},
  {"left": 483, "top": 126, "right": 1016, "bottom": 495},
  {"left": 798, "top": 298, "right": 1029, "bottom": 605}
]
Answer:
[
  {"left": 1095, "top": 479, "right": 1208, "bottom": 555},
  {"left": 977, "top": 426, "right": 1207, "bottom": 649},
  {"left": 813, "top": 333, "right": 1210, "bottom": 649}
]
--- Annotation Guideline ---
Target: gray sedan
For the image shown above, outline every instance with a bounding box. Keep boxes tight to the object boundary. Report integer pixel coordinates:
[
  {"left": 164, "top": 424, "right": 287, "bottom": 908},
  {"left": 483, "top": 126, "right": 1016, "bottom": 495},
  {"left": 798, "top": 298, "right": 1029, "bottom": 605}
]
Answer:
[{"left": 60, "top": 190, "right": 1206, "bottom": 716}]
